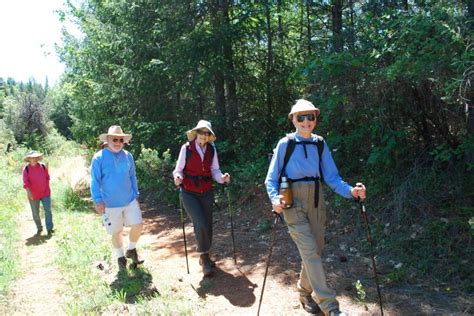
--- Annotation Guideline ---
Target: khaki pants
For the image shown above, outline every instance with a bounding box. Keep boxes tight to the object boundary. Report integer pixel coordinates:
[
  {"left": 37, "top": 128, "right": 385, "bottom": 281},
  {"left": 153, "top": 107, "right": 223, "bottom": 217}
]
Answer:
[{"left": 282, "top": 182, "right": 339, "bottom": 313}]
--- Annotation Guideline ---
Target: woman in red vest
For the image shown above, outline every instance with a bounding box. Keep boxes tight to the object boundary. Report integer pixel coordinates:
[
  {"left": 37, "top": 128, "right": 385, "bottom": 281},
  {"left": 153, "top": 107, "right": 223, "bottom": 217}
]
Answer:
[{"left": 173, "top": 120, "right": 230, "bottom": 277}]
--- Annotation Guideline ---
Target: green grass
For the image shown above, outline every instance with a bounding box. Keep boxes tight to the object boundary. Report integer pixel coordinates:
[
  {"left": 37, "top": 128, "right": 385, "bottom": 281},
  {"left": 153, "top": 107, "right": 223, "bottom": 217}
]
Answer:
[
  {"left": 51, "top": 183, "right": 193, "bottom": 315},
  {"left": 0, "top": 150, "right": 26, "bottom": 305}
]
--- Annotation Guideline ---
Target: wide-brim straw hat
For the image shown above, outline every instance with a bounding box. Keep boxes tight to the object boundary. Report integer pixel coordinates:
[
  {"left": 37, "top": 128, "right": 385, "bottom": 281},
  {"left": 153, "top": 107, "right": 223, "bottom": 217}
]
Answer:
[
  {"left": 186, "top": 120, "right": 216, "bottom": 143},
  {"left": 288, "top": 99, "right": 320, "bottom": 119},
  {"left": 99, "top": 125, "right": 132, "bottom": 143},
  {"left": 23, "top": 150, "right": 43, "bottom": 162}
]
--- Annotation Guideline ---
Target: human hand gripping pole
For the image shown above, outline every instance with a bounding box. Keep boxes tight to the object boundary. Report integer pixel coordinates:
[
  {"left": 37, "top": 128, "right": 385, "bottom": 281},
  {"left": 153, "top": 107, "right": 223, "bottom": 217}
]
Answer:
[
  {"left": 257, "top": 211, "right": 283, "bottom": 316},
  {"left": 356, "top": 183, "right": 384, "bottom": 316}
]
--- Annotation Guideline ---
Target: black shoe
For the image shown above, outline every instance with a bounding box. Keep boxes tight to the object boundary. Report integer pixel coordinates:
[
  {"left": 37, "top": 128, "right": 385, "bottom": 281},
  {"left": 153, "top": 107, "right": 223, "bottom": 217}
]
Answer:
[
  {"left": 35, "top": 229, "right": 43, "bottom": 236},
  {"left": 117, "top": 256, "right": 127, "bottom": 272},
  {"left": 328, "top": 309, "right": 347, "bottom": 316},
  {"left": 299, "top": 294, "right": 322, "bottom": 314},
  {"left": 199, "top": 253, "right": 213, "bottom": 277},
  {"left": 47, "top": 229, "right": 54, "bottom": 236},
  {"left": 125, "top": 248, "right": 144, "bottom": 264}
]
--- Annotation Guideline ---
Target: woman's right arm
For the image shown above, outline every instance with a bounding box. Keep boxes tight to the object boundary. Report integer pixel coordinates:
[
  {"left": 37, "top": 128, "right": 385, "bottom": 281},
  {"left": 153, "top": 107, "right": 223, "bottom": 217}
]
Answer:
[{"left": 173, "top": 144, "right": 187, "bottom": 186}]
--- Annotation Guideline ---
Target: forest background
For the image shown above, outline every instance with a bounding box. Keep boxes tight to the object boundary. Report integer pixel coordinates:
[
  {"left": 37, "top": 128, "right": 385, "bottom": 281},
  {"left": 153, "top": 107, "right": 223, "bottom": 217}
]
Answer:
[{"left": 1, "top": 0, "right": 473, "bottom": 307}]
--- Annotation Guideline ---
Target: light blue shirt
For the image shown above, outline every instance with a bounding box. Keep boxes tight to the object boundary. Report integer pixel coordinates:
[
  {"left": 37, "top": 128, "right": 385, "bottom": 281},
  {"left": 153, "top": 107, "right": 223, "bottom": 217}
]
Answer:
[
  {"left": 265, "top": 132, "right": 353, "bottom": 204},
  {"left": 90, "top": 148, "right": 139, "bottom": 207}
]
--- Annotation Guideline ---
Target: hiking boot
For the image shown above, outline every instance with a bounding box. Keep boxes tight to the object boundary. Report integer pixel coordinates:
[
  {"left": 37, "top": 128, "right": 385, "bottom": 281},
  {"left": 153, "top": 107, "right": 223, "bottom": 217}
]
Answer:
[
  {"left": 47, "top": 229, "right": 54, "bottom": 236},
  {"left": 299, "top": 294, "right": 322, "bottom": 314},
  {"left": 125, "top": 248, "right": 144, "bottom": 264},
  {"left": 328, "top": 309, "right": 347, "bottom": 316},
  {"left": 117, "top": 256, "right": 127, "bottom": 272},
  {"left": 199, "top": 253, "right": 213, "bottom": 277}
]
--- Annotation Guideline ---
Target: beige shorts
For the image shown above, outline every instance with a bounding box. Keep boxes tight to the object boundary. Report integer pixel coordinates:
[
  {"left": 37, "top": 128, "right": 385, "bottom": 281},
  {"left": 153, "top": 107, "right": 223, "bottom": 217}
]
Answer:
[{"left": 103, "top": 199, "right": 142, "bottom": 235}]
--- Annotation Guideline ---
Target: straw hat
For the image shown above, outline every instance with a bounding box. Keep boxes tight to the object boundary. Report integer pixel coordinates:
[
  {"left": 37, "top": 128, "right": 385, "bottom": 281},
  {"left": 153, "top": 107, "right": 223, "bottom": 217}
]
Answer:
[
  {"left": 288, "top": 99, "right": 320, "bottom": 119},
  {"left": 99, "top": 125, "right": 132, "bottom": 143},
  {"left": 186, "top": 120, "right": 216, "bottom": 143},
  {"left": 23, "top": 150, "right": 43, "bottom": 162}
]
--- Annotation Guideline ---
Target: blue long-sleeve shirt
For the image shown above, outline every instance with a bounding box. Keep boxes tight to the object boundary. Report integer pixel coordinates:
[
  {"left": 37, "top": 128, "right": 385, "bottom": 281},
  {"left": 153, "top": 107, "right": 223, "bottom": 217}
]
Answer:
[
  {"left": 90, "top": 148, "right": 139, "bottom": 208},
  {"left": 265, "top": 133, "right": 353, "bottom": 204}
]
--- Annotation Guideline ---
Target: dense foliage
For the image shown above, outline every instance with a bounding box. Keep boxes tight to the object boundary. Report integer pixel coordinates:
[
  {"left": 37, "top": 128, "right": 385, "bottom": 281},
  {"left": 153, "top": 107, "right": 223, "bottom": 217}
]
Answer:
[{"left": 1, "top": 0, "right": 473, "bottom": 292}]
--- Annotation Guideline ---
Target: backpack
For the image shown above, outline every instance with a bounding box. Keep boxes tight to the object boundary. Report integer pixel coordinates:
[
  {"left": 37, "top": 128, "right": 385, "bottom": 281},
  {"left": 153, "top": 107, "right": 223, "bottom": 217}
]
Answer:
[
  {"left": 280, "top": 133, "right": 325, "bottom": 182},
  {"left": 25, "top": 163, "right": 46, "bottom": 174}
]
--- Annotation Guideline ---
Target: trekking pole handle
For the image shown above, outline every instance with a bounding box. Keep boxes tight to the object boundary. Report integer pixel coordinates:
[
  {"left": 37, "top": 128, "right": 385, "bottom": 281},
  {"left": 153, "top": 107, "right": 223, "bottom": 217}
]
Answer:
[{"left": 272, "top": 211, "right": 283, "bottom": 224}]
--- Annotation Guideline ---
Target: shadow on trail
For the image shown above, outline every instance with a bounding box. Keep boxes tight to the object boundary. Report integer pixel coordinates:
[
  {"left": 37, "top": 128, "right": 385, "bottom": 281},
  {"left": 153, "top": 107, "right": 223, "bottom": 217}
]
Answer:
[
  {"left": 109, "top": 267, "right": 159, "bottom": 304},
  {"left": 192, "top": 267, "right": 257, "bottom": 307},
  {"left": 25, "top": 233, "right": 50, "bottom": 246}
]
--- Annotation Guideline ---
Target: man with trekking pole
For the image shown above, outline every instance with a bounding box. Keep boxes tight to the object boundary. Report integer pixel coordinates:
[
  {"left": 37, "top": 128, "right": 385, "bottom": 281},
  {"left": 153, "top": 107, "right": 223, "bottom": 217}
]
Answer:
[{"left": 265, "top": 99, "right": 366, "bottom": 316}]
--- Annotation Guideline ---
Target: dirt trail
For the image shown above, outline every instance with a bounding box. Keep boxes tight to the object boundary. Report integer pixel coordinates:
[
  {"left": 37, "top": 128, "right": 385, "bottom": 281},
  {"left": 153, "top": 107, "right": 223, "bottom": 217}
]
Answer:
[
  {"left": 140, "top": 202, "right": 376, "bottom": 315},
  {"left": 138, "top": 190, "right": 471, "bottom": 316},
  {"left": 6, "top": 156, "right": 89, "bottom": 315}
]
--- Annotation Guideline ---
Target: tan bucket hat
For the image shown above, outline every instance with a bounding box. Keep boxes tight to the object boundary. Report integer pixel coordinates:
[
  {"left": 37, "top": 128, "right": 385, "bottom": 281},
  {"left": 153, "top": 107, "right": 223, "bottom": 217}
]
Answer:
[
  {"left": 186, "top": 120, "right": 216, "bottom": 143},
  {"left": 99, "top": 125, "right": 132, "bottom": 143},
  {"left": 23, "top": 150, "right": 43, "bottom": 162},
  {"left": 288, "top": 99, "right": 320, "bottom": 119}
]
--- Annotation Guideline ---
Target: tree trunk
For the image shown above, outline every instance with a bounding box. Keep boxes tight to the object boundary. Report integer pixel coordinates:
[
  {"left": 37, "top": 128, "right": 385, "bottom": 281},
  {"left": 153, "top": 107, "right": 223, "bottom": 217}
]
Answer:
[
  {"left": 331, "top": 0, "right": 343, "bottom": 53},
  {"left": 220, "top": 0, "right": 238, "bottom": 129},
  {"left": 306, "top": 1, "right": 312, "bottom": 54},
  {"left": 264, "top": 0, "right": 273, "bottom": 117},
  {"left": 348, "top": 0, "right": 355, "bottom": 52},
  {"left": 214, "top": 71, "right": 226, "bottom": 120},
  {"left": 402, "top": 0, "right": 409, "bottom": 11},
  {"left": 466, "top": 0, "right": 474, "bottom": 165},
  {"left": 277, "top": 0, "right": 284, "bottom": 41},
  {"left": 211, "top": 0, "right": 227, "bottom": 128}
]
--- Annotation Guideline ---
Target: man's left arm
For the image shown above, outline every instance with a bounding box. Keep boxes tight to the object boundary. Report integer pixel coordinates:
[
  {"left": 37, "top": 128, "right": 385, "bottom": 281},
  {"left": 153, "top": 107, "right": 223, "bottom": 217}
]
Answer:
[{"left": 129, "top": 153, "right": 140, "bottom": 199}]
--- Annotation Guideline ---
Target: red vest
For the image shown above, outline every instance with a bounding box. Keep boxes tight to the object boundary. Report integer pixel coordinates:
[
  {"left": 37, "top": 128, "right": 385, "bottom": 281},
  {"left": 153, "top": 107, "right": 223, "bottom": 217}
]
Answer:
[{"left": 182, "top": 140, "right": 213, "bottom": 193}]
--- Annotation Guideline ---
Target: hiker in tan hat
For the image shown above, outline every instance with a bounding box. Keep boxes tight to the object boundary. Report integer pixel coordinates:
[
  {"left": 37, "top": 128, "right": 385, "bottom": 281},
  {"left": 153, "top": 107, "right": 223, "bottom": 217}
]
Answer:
[
  {"left": 265, "top": 99, "right": 366, "bottom": 316},
  {"left": 173, "top": 120, "right": 230, "bottom": 277},
  {"left": 90, "top": 125, "right": 144, "bottom": 272},
  {"left": 22, "top": 150, "right": 54, "bottom": 237}
]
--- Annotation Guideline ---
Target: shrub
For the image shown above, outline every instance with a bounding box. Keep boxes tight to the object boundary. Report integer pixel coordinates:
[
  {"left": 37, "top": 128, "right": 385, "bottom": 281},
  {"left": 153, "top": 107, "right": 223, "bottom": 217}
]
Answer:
[{"left": 135, "top": 145, "right": 177, "bottom": 204}]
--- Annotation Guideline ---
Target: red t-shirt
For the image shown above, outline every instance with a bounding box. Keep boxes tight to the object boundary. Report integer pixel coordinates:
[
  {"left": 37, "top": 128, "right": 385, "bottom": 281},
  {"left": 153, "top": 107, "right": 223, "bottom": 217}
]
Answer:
[{"left": 22, "top": 163, "right": 51, "bottom": 200}]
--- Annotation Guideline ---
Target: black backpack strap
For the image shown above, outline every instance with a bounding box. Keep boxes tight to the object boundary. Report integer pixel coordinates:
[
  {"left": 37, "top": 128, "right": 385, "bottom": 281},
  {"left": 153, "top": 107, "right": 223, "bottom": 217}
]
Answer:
[
  {"left": 25, "top": 165, "right": 29, "bottom": 174},
  {"left": 316, "top": 136, "right": 325, "bottom": 182},
  {"left": 281, "top": 133, "right": 296, "bottom": 179},
  {"left": 185, "top": 142, "right": 192, "bottom": 166},
  {"left": 209, "top": 143, "right": 215, "bottom": 161}
]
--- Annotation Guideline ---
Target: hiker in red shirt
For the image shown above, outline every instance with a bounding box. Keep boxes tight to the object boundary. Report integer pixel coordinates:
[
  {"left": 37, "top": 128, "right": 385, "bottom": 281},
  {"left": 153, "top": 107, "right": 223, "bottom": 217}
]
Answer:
[{"left": 22, "top": 151, "right": 54, "bottom": 236}]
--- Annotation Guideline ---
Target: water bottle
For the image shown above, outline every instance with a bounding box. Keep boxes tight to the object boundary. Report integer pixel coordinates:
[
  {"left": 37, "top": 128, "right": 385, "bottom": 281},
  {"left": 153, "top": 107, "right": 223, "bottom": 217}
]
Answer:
[
  {"left": 279, "top": 176, "right": 293, "bottom": 208},
  {"left": 102, "top": 213, "right": 111, "bottom": 227}
]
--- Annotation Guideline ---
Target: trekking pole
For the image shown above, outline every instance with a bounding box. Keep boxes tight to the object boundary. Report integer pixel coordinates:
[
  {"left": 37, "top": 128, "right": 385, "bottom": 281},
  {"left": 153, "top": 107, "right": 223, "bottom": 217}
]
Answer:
[
  {"left": 226, "top": 185, "right": 237, "bottom": 264},
  {"left": 357, "top": 194, "right": 384, "bottom": 315},
  {"left": 257, "top": 212, "right": 283, "bottom": 316},
  {"left": 179, "top": 192, "right": 190, "bottom": 274}
]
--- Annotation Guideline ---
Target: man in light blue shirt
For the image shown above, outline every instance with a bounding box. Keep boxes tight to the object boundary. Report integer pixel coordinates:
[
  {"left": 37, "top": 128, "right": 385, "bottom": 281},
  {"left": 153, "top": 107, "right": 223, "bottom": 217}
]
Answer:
[
  {"left": 265, "top": 100, "right": 366, "bottom": 316},
  {"left": 91, "top": 125, "right": 143, "bottom": 272}
]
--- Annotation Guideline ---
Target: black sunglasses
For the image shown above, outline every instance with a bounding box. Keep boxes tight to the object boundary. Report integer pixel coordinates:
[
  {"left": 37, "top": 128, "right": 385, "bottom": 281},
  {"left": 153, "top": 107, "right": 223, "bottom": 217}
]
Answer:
[
  {"left": 197, "top": 130, "right": 212, "bottom": 136},
  {"left": 112, "top": 138, "right": 125, "bottom": 143},
  {"left": 296, "top": 113, "right": 316, "bottom": 122}
]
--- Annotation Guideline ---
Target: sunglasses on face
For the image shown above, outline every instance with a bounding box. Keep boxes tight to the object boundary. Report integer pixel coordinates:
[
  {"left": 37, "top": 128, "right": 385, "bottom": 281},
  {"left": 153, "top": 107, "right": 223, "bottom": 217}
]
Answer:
[
  {"left": 112, "top": 138, "right": 124, "bottom": 143},
  {"left": 196, "top": 130, "right": 212, "bottom": 136},
  {"left": 296, "top": 113, "right": 316, "bottom": 122}
]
